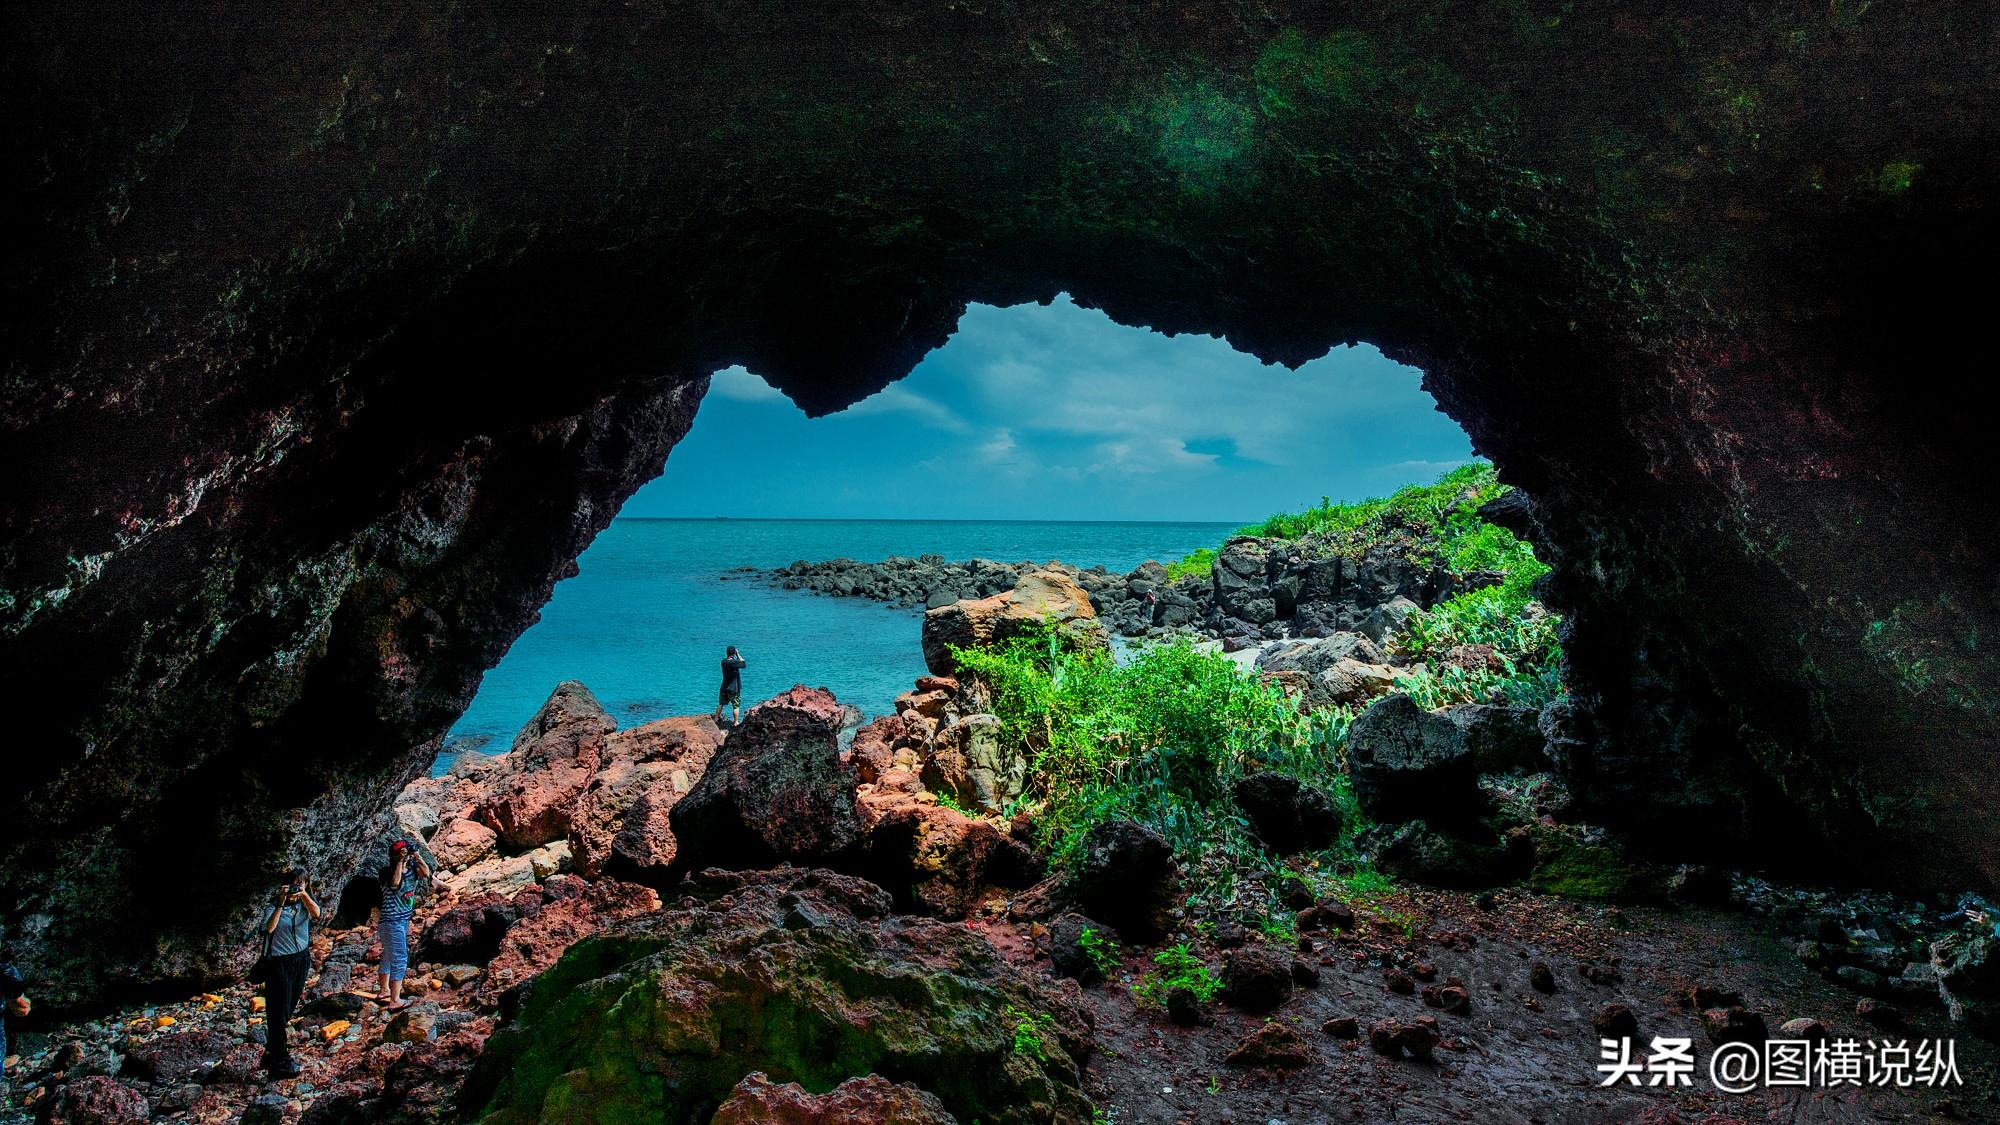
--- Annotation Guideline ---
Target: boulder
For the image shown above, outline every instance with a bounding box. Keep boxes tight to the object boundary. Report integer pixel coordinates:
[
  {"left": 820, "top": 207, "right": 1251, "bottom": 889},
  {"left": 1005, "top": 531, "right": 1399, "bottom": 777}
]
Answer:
[
  {"left": 474, "top": 682, "right": 615, "bottom": 850},
  {"left": 525, "top": 840, "right": 570, "bottom": 880},
  {"left": 443, "top": 854, "right": 536, "bottom": 898},
  {"left": 669, "top": 687, "right": 863, "bottom": 874},
  {"left": 1045, "top": 914, "right": 1115, "bottom": 986},
  {"left": 1345, "top": 694, "right": 1481, "bottom": 823},
  {"left": 477, "top": 877, "right": 662, "bottom": 1002},
  {"left": 711, "top": 1072, "right": 959, "bottom": 1124},
  {"left": 119, "top": 1028, "right": 233, "bottom": 1082},
  {"left": 429, "top": 818, "right": 498, "bottom": 871},
  {"left": 415, "top": 895, "right": 518, "bottom": 965},
  {"left": 1441, "top": 704, "right": 1550, "bottom": 773},
  {"left": 1700, "top": 1007, "right": 1768, "bottom": 1045},
  {"left": 920, "top": 571, "right": 1108, "bottom": 676},
  {"left": 1222, "top": 943, "right": 1295, "bottom": 1014},
  {"left": 463, "top": 868, "right": 1091, "bottom": 1125},
  {"left": 1376, "top": 821, "right": 1522, "bottom": 888},
  {"left": 392, "top": 802, "right": 440, "bottom": 841},
  {"left": 1064, "top": 820, "right": 1179, "bottom": 944},
  {"left": 1231, "top": 771, "right": 1341, "bottom": 855},
  {"left": 920, "top": 714, "right": 1023, "bottom": 817},
  {"left": 570, "top": 715, "right": 723, "bottom": 880},
  {"left": 853, "top": 774, "right": 1042, "bottom": 918},
  {"left": 1253, "top": 633, "right": 1385, "bottom": 676},
  {"left": 1313, "top": 659, "right": 1403, "bottom": 707}
]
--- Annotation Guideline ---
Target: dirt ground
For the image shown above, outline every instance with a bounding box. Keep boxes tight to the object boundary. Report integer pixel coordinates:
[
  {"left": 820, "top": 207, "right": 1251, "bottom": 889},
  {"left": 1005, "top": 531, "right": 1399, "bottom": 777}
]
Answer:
[{"left": 977, "top": 889, "right": 1999, "bottom": 1125}]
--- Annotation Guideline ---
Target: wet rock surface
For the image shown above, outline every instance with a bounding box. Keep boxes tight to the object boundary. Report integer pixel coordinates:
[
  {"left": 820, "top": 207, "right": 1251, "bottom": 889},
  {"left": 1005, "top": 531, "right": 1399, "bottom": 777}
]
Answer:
[{"left": 465, "top": 867, "right": 1093, "bottom": 1125}]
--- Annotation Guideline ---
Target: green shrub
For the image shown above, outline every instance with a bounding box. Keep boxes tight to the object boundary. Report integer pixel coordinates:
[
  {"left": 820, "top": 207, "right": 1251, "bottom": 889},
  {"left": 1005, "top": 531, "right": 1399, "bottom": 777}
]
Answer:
[
  {"left": 1163, "top": 546, "right": 1216, "bottom": 582},
  {"left": 1006, "top": 1004, "right": 1059, "bottom": 1060},
  {"left": 1077, "top": 926, "right": 1121, "bottom": 978},
  {"left": 1131, "top": 943, "right": 1224, "bottom": 1008}
]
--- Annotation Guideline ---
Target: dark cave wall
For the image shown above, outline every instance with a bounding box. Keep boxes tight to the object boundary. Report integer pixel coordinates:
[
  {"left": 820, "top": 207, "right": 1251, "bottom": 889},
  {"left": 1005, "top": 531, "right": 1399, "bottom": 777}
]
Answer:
[{"left": 2, "top": 1, "right": 1996, "bottom": 1005}]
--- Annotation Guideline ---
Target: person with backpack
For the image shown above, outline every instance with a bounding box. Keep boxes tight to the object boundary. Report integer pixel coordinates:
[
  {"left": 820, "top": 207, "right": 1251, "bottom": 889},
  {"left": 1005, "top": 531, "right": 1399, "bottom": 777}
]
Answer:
[
  {"left": 256, "top": 867, "right": 320, "bottom": 1078},
  {"left": 373, "top": 840, "right": 431, "bottom": 1011},
  {"left": 714, "top": 645, "right": 748, "bottom": 726},
  {"left": 1, "top": 954, "right": 27, "bottom": 1108}
]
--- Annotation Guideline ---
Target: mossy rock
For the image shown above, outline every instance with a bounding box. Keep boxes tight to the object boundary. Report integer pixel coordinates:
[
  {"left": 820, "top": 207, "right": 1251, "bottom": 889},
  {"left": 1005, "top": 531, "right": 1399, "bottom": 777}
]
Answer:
[
  {"left": 1526, "top": 827, "right": 1670, "bottom": 903},
  {"left": 464, "top": 868, "right": 1091, "bottom": 1124}
]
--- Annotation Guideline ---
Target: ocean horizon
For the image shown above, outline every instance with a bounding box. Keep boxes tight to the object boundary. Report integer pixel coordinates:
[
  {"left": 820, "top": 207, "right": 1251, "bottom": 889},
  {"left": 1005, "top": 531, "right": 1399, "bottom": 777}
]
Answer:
[{"left": 442, "top": 516, "right": 1239, "bottom": 770}]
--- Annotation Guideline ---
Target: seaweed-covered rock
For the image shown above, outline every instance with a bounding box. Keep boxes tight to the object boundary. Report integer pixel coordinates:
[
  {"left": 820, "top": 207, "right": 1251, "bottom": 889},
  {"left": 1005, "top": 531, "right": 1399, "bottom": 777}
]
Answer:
[
  {"left": 1376, "top": 821, "right": 1522, "bottom": 888},
  {"left": 464, "top": 868, "right": 1091, "bottom": 1125}
]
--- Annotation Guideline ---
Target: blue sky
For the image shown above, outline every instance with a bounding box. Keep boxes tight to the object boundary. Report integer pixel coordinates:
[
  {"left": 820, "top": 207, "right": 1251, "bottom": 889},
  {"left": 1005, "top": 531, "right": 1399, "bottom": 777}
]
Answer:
[{"left": 625, "top": 295, "right": 1473, "bottom": 522}]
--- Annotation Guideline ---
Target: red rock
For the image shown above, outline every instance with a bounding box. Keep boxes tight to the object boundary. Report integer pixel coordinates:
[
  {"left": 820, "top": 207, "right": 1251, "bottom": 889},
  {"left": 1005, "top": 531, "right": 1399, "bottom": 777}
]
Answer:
[
  {"left": 474, "top": 682, "right": 615, "bottom": 849},
  {"left": 854, "top": 783, "right": 1040, "bottom": 917},
  {"left": 668, "top": 687, "right": 863, "bottom": 873},
  {"left": 1225, "top": 1022, "right": 1314, "bottom": 1069},
  {"left": 38, "top": 1076, "right": 151, "bottom": 1125},
  {"left": 568, "top": 716, "right": 722, "bottom": 880},
  {"left": 845, "top": 714, "right": 908, "bottom": 785},
  {"left": 920, "top": 570, "right": 1107, "bottom": 676},
  {"left": 710, "top": 1071, "right": 957, "bottom": 1124},
  {"left": 1592, "top": 1003, "right": 1639, "bottom": 1040},
  {"left": 119, "top": 1027, "right": 232, "bottom": 1082},
  {"left": 430, "top": 818, "right": 498, "bottom": 870},
  {"left": 478, "top": 876, "right": 660, "bottom": 1001}
]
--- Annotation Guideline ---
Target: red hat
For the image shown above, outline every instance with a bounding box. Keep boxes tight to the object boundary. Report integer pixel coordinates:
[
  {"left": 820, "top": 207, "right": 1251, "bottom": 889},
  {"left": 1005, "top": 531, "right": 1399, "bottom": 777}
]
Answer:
[{"left": 391, "top": 840, "right": 410, "bottom": 854}]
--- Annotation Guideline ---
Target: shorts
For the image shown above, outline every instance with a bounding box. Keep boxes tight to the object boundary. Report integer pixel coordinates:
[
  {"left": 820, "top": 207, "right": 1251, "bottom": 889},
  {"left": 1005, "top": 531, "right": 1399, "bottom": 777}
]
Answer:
[{"left": 719, "top": 686, "right": 741, "bottom": 706}]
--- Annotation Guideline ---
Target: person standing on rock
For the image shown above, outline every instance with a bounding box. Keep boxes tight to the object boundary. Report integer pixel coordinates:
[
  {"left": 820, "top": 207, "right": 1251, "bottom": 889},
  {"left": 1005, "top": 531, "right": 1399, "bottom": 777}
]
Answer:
[
  {"left": 373, "top": 840, "right": 430, "bottom": 1012},
  {"left": 259, "top": 867, "right": 320, "bottom": 1079},
  {"left": 714, "top": 645, "right": 748, "bottom": 727},
  {"left": 1, "top": 954, "right": 27, "bottom": 1109}
]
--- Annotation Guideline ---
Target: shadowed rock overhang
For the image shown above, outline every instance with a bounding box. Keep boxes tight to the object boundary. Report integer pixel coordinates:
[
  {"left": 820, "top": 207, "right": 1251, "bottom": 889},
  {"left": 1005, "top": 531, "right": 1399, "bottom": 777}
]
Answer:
[{"left": 2, "top": 1, "right": 1996, "bottom": 1006}]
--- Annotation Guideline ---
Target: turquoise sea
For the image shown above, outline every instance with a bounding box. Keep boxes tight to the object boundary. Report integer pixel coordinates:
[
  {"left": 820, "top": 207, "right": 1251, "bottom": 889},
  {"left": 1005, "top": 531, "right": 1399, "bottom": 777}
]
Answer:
[{"left": 442, "top": 518, "right": 1235, "bottom": 767}]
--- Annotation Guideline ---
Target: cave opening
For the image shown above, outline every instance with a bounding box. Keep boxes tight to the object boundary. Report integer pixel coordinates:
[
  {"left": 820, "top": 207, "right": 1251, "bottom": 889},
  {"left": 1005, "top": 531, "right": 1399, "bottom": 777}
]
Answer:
[{"left": 441, "top": 293, "right": 1490, "bottom": 774}]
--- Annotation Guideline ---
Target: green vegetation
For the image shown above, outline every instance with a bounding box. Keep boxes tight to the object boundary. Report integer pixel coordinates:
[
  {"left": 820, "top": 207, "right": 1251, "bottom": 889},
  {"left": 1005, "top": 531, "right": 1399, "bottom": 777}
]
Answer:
[
  {"left": 1006, "top": 1004, "right": 1059, "bottom": 1061},
  {"left": 1162, "top": 546, "right": 1215, "bottom": 582},
  {"left": 952, "top": 630, "right": 1348, "bottom": 865},
  {"left": 1077, "top": 926, "right": 1121, "bottom": 978},
  {"left": 955, "top": 463, "right": 1562, "bottom": 938},
  {"left": 1130, "top": 942, "right": 1224, "bottom": 1009}
]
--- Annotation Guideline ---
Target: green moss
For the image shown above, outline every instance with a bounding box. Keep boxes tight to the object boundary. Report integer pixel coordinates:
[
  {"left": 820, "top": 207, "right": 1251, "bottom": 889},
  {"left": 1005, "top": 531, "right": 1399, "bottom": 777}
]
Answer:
[
  {"left": 1876, "top": 160, "right": 1922, "bottom": 193},
  {"left": 1527, "top": 830, "right": 1664, "bottom": 902}
]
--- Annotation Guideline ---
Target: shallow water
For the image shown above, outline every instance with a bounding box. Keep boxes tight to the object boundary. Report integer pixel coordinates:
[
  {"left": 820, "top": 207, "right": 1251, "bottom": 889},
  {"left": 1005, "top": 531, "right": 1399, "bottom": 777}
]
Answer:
[{"left": 442, "top": 518, "right": 1234, "bottom": 771}]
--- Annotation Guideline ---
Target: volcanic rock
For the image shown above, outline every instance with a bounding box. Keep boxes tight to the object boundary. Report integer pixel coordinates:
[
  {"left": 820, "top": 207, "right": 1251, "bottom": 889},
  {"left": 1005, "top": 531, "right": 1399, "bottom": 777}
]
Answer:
[
  {"left": 1345, "top": 694, "right": 1482, "bottom": 823},
  {"left": 463, "top": 868, "right": 1091, "bottom": 1124},
  {"left": 1063, "top": 820, "right": 1179, "bottom": 944},
  {"left": 1225, "top": 1023, "right": 1313, "bottom": 1069},
  {"left": 920, "top": 571, "right": 1108, "bottom": 676},
  {"left": 1222, "top": 944, "right": 1295, "bottom": 1014},
  {"left": 1231, "top": 771, "right": 1341, "bottom": 855},
  {"left": 710, "top": 1072, "right": 959, "bottom": 1124},
  {"left": 669, "top": 687, "right": 863, "bottom": 874}
]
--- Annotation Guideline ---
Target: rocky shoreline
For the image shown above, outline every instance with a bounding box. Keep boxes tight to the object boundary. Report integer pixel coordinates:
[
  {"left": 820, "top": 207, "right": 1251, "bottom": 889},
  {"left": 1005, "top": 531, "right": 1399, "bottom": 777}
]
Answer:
[
  {"left": 764, "top": 527, "right": 1494, "bottom": 648},
  {"left": 4, "top": 569, "right": 1996, "bottom": 1122}
]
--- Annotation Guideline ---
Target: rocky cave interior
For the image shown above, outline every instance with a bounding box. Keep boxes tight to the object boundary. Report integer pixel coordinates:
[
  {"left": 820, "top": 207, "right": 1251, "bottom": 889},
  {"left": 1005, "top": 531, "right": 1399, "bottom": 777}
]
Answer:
[{"left": 3, "top": 1, "right": 1997, "bottom": 1023}]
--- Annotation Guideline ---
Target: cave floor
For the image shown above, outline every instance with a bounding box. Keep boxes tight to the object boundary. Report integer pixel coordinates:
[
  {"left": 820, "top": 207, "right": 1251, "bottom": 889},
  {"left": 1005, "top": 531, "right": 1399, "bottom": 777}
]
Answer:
[{"left": 973, "top": 888, "right": 2000, "bottom": 1125}]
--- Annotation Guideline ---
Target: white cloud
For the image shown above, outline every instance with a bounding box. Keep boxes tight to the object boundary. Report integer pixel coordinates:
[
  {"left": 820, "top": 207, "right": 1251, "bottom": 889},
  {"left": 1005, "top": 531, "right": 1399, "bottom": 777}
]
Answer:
[
  {"left": 708, "top": 366, "right": 787, "bottom": 404},
  {"left": 841, "top": 384, "right": 970, "bottom": 433}
]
